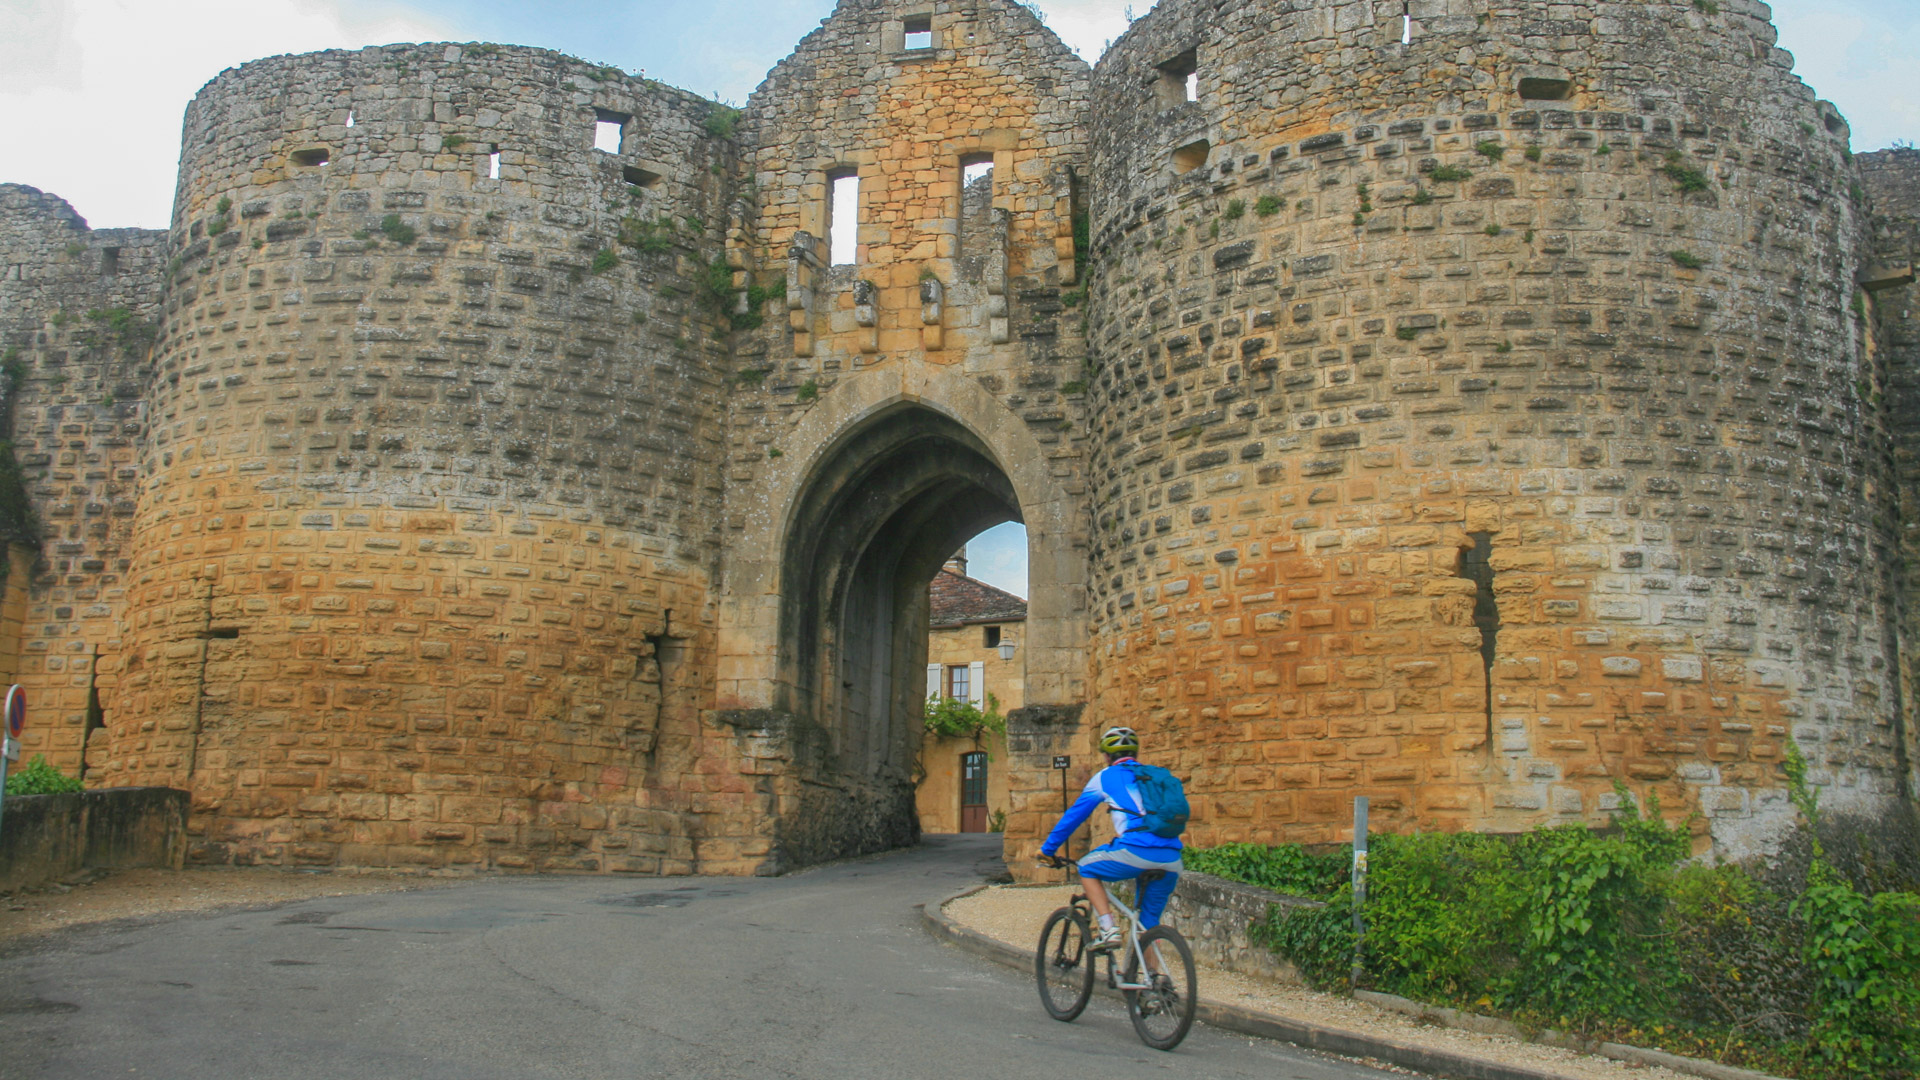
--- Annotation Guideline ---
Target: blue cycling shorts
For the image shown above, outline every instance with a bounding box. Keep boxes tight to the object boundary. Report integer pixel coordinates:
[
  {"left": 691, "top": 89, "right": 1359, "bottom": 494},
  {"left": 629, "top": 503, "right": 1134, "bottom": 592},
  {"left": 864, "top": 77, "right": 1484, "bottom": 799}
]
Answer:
[{"left": 1076, "top": 841, "right": 1182, "bottom": 928}]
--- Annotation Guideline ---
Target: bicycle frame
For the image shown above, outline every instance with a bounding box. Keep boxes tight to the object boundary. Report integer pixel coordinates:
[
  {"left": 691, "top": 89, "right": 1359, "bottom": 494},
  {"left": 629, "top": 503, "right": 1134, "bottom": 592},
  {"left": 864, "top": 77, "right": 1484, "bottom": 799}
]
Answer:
[{"left": 1069, "top": 884, "right": 1158, "bottom": 991}]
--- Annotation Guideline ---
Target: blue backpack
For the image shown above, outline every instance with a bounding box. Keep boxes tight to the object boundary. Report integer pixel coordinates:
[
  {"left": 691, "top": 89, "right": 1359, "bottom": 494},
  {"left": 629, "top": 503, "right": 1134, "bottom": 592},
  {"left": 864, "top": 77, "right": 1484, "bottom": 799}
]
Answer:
[{"left": 1127, "top": 763, "right": 1190, "bottom": 839}]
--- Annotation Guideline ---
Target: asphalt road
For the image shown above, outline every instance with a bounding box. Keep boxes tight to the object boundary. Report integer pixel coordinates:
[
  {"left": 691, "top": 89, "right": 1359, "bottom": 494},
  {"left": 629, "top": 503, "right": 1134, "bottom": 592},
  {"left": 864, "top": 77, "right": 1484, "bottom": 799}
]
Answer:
[{"left": 0, "top": 835, "right": 1418, "bottom": 1080}]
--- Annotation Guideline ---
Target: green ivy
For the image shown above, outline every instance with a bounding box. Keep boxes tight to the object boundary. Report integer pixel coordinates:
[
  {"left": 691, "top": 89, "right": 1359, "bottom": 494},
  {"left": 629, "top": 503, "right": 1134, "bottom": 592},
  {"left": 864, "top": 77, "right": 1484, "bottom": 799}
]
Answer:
[
  {"left": 923, "top": 694, "right": 1004, "bottom": 740},
  {"left": 5, "top": 755, "right": 83, "bottom": 796}
]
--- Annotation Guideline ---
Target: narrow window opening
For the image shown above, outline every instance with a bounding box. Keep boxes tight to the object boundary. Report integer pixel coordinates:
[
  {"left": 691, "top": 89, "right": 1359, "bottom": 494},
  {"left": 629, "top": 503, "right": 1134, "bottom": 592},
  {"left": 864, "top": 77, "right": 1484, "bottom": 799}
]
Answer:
[
  {"left": 1172, "top": 138, "right": 1211, "bottom": 175},
  {"left": 290, "top": 147, "right": 330, "bottom": 167},
  {"left": 1402, "top": 14, "right": 1413, "bottom": 44},
  {"left": 488, "top": 150, "right": 501, "bottom": 180},
  {"left": 1519, "top": 77, "right": 1573, "bottom": 101},
  {"left": 983, "top": 625, "right": 1001, "bottom": 649},
  {"left": 623, "top": 164, "right": 662, "bottom": 188},
  {"left": 1459, "top": 532, "right": 1500, "bottom": 742},
  {"left": 345, "top": 109, "right": 355, "bottom": 128},
  {"left": 1154, "top": 48, "right": 1198, "bottom": 108},
  {"left": 904, "top": 14, "right": 934, "bottom": 50},
  {"left": 100, "top": 247, "right": 120, "bottom": 276},
  {"left": 594, "top": 109, "right": 628, "bottom": 154},
  {"left": 203, "top": 626, "right": 241, "bottom": 639},
  {"left": 962, "top": 156, "right": 994, "bottom": 189},
  {"left": 77, "top": 646, "right": 103, "bottom": 781},
  {"left": 828, "top": 170, "right": 860, "bottom": 266}
]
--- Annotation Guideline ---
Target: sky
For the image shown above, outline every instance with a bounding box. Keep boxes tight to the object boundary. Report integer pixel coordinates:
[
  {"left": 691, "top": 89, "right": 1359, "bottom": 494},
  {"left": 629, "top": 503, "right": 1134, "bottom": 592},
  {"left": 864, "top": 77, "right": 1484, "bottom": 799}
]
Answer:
[{"left": 3, "top": 0, "right": 1914, "bottom": 597}]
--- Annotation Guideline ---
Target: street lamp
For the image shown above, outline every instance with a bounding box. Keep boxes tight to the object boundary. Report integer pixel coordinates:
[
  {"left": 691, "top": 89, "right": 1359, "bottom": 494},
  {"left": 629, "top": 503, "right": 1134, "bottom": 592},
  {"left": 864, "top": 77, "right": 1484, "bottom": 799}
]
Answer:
[{"left": 998, "top": 640, "right": 1016, "bottom": 661}]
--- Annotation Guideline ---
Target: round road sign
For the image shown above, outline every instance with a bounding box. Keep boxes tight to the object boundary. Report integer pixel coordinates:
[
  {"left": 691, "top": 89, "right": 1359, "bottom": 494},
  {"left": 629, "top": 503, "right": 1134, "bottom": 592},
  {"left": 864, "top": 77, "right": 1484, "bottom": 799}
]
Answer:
[{"left": 5, "top": 685, "right": 24, "bottom": 737}]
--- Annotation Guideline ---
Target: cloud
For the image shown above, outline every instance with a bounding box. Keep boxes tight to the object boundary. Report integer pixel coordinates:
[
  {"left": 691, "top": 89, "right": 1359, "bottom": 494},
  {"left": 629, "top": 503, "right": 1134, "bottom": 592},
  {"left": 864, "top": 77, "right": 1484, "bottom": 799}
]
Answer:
[
  {"left": 1769, "top": 0, "right": 1919, "bottom": 149},
  {"left": 1032, "top": 0, "right": 1137, "bottom": 63},
  {"left": 964, "top": 522, "right": 1030, "bottom": 599},
  {"left": 0, "top": 0, "right": 452, "bottom": 229}
]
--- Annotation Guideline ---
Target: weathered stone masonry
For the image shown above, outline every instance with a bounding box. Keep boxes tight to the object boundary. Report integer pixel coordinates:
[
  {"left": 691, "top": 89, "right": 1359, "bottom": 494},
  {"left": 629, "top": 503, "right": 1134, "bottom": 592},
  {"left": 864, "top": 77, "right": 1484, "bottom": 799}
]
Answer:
[{"left": 0, "top": 0, "right": 1915, "bottom": 874}]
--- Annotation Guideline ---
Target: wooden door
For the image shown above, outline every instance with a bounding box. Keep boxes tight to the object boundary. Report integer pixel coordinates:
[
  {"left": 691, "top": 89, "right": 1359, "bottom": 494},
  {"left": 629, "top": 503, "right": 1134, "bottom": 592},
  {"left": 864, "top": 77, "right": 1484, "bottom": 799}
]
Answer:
[{"left": 960, "top": 751, "right": 988, "bottom": 832}]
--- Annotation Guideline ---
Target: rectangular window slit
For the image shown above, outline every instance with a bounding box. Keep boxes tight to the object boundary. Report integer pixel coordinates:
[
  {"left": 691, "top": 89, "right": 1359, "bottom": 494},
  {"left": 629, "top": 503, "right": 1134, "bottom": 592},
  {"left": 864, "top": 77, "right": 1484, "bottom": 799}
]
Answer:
[
  {"left": 904, "top": 14, "right": 933, "bottom": 50},
  {"left": 1155, "top": 48, "right": 1198, "bottom": 108},
  {"left": 345, "top": 110, "right": 355, "bottom": 128},
  {"left": 622, "top": 164, "right": 661, "bottom": 188},
  {"left": 1172, "top": 138, "right": 1210, "bottom": 175},
  {"left": 290, "top": 147, "right": 330, "bottom": 167},
  {"left": 1402, "top": 14, "right": 1413, "bottom": 44},
  {"left": 488, "top": 150, "right": 501, "bottom": 179},
  {"left": 829, "top": 170, "right": 860, "bottom": 266},
  {"left": 594, "top": 109, "right": 628, "bottom": 154},
  {"left": 983, "top": 626, "right": 1001, "bottom": 649},
  {"left": 100, "top": 247, "right": 119, "bottom": 276}
]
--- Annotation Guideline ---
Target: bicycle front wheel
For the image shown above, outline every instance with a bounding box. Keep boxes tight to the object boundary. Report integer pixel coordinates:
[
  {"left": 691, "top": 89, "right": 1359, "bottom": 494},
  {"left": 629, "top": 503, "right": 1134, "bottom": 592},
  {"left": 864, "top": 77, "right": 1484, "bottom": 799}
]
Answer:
[
  {"left": 1123, "top": 924, "right": 1197, "bottom": 1050},
  {"left": 1034, "top": 907, "right": 1095, "bottom": 1021}
]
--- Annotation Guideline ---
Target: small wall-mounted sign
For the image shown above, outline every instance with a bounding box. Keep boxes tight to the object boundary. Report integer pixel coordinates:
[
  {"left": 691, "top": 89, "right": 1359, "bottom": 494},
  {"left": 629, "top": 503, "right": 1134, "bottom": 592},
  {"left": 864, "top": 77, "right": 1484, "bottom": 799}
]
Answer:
[{"left": 1052, "top": 755, "right": 1070, "bottom": 770}]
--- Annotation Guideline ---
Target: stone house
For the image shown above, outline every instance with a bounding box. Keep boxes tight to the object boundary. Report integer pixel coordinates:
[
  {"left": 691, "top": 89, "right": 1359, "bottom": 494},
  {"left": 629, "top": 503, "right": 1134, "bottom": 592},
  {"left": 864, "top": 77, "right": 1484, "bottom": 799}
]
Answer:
[{"left": 916, "top": 548, "right": 1025, "bottom": 833}]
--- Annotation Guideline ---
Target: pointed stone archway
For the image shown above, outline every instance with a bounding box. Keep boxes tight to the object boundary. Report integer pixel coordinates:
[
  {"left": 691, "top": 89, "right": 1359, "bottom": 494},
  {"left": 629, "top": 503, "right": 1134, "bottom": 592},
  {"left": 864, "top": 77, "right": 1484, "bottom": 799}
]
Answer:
[{"left": 713, "top": 365, "right": 1087, "bottom": 872}]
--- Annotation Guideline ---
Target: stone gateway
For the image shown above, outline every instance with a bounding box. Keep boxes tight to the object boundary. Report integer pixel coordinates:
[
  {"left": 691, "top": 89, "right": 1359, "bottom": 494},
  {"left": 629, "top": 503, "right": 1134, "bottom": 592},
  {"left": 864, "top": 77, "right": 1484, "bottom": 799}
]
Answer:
[{"left": 0, "top": 0, "right": 1915, "bottom": 875}]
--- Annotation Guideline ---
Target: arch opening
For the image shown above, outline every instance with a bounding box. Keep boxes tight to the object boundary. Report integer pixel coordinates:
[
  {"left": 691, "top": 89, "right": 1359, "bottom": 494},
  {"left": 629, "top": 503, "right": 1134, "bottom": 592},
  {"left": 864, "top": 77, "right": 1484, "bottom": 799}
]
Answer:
[{"left": 774, "top": 404, "right": 1023, "bottom": 859}]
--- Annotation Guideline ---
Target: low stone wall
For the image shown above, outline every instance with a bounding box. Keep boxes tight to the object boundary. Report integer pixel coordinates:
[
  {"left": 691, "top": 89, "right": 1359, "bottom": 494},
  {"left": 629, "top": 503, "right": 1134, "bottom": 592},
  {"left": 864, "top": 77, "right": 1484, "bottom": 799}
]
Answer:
[
  {"left": 0, "top": 788, "right": 188, "bottom": 892},
  {"left": 1164, "top": 870, "right": 1319, "bottom": 984}
]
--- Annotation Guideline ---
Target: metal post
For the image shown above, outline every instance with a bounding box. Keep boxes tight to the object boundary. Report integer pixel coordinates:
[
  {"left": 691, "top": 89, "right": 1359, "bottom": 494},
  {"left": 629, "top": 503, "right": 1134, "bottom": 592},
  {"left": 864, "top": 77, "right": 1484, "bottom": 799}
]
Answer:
[
  {"left": 1351, "top": 795, "right": 1369, "bottom": 988},
  {"left": 0, "top": 748, "right": 9, "bottom": 838}
]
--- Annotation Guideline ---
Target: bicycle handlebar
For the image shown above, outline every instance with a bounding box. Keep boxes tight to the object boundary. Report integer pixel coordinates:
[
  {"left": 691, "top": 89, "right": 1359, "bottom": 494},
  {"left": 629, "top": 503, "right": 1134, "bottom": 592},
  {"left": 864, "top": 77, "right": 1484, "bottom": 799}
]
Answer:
[{"left": 1036, "top": 853, "right": 1069, "bottom": 870}]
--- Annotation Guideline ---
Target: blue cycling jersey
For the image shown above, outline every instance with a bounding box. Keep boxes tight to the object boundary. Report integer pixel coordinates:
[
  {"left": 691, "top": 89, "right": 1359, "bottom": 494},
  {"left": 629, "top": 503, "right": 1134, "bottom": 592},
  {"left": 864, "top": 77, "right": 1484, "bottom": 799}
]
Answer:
[{"left": 1041, "top": 759, "right": 1184, "bottom": 855}]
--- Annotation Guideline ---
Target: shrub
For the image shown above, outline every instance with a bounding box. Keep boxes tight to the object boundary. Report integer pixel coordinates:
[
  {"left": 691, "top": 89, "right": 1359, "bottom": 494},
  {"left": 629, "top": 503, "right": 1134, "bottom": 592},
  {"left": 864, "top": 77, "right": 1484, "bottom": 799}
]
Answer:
[
  {"left": 620, "top": 213, "right": 676, "bottom": 255},
  {"left": 1185, "top": 841, "right": 1345, "bottom": 895},
  {"left": 1254, "top": 195, "right": 1282, "bottom": 217},
  {"left": 1670, "top": 250, "right": 1706, "bottom": 270},
  {"left": 379, "top": 214, "right": 417, "bottom": 245},
  {"left": 1475, "top": 140, "right": 1505, "bottom": 161},
  {"left": 705, "top": 104, "right": 743, "bottom": 139},
  {"left": 1661, "top": 151, "right": 1711, "bottom": 193},
  {"left": 441, "top": 133, "right": 467, "bottom": 150},
  {"left": 590, "top": 248, "right": 619, "bottom": 275},
  {"left": 5, "top": 755, "right": 83, "bottom": 795},
  {"left": 1428, "top": 164, "right": 1472, "bottom": 182},
  {"left": 1224, "top": 198, "right": 1246, "bottom": 221}
]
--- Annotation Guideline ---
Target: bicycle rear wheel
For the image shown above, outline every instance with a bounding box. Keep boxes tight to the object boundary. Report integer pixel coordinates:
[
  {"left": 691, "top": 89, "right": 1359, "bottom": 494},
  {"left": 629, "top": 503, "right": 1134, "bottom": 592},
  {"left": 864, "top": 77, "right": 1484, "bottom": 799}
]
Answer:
[
  {"left": 1034, "top": 907, "right": 1094, "bottom": 1021},
  {"left": 1123, "top": 925, "right": 1197, "bottom": 1050}
]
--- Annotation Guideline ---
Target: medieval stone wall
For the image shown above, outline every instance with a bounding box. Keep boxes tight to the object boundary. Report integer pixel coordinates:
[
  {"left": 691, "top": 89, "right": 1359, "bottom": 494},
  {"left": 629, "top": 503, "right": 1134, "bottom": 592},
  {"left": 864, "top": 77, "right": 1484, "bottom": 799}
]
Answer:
[
  {"left": 0, "top": 185, "right": 167, "bottom": 778},
  {"left": 1, "top": 0, "right": 1912, "bottom": 876},
  {"left": 1860, "top": 147, "right": 1920, "bottom": 811},
  {"left": 1072, "top": 0, "right": 1891, "bottom": 859},
  {"left": 710, "top": 0, "right": 1097, "bottom": 868},
  {"left": 87, "top": 43, "right": 780, "bottom": 871}
]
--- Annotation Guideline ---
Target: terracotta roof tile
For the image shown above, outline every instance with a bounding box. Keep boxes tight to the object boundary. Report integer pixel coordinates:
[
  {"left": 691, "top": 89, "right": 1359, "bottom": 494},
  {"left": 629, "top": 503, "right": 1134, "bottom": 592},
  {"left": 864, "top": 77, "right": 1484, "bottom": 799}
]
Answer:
[{"left": 928, "top": 570, "right": 1027, "bottom": 627}]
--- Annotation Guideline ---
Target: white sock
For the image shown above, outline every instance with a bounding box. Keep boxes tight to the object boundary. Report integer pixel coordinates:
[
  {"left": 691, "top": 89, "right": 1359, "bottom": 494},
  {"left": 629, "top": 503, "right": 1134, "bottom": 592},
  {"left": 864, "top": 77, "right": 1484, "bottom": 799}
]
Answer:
[{"left": 1097, "top": 913, "right": 1116, "bottom": 933}]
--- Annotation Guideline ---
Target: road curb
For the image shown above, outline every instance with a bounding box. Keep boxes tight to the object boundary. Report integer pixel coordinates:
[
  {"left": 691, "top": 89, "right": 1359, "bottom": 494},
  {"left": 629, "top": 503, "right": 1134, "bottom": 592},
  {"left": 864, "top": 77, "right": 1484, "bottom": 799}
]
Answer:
[
  {"left": 918, "top": 885, "right": 1587, "bottom": 1080},
  {"left": 1353, "top": 992, "right": 1790, "bottom": 1080}
]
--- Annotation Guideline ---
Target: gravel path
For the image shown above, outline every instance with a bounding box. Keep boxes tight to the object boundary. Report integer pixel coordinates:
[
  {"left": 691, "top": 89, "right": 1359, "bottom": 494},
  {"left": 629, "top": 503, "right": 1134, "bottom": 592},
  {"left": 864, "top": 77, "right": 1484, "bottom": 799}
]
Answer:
[{"left": 946, "top": 884, "right": 1697, "bottom": 1080}]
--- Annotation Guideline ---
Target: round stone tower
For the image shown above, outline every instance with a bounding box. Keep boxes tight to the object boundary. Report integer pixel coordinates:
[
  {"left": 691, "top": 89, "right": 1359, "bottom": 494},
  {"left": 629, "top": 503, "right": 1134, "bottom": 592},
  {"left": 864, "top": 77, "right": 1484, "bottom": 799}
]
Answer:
[
  {"left": 1081, "top": 0, "right": 1891, "bottom": 857},
  {"left": 97, "top": 43, "right": 757, "bottom": 870}
]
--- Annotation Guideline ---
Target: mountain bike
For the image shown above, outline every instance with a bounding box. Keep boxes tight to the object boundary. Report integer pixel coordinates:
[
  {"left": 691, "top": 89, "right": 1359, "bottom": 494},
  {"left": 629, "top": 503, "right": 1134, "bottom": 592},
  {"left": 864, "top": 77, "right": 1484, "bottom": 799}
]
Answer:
[{"left": 1033, "top": 854, "right": 1197, "bottom": 1051}]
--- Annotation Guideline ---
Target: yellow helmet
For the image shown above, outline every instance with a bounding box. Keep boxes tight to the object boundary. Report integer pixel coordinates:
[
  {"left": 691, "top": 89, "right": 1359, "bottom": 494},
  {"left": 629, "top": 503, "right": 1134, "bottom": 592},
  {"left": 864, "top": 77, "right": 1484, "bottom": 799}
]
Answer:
[{"left": 1099, "top": 726, "right": 1139, "bottom": 756}]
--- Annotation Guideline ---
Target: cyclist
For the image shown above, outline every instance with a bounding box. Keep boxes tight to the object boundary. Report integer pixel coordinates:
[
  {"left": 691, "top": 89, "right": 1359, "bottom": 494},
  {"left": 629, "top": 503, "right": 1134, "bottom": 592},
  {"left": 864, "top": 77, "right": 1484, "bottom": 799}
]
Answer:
[{"left": 1038, "top": 726, "right": 1182, "bottom": 952}]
